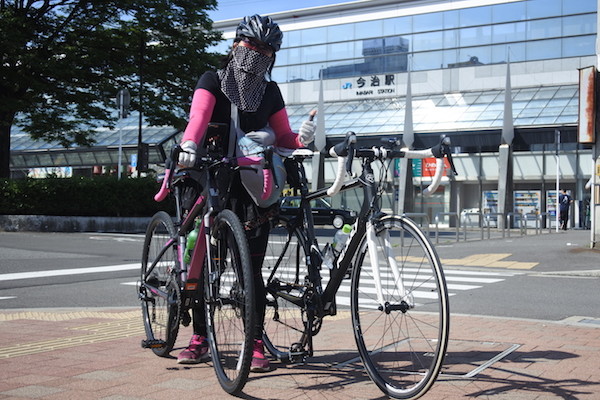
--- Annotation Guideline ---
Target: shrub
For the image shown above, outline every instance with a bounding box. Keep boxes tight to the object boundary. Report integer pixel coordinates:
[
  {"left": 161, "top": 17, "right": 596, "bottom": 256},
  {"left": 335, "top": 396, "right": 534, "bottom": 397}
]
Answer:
[{"left": 0, "top": 176, "right": 173, "bottom": 217}]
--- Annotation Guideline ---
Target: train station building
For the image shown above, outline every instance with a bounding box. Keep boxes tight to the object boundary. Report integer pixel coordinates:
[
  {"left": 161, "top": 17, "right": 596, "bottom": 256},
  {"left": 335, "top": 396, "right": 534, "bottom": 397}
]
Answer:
[
  {"left": 10, "top": 0, "right": 598, "bottom": 229},
  {"left": 211, "top": 0, "right": 597, "bottom": 228}
]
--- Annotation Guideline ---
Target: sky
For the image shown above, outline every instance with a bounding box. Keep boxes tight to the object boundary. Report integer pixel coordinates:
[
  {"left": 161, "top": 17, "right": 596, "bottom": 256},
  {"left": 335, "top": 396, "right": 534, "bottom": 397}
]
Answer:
[{"left": 208, "top": 0, "right": 355, "bottom": 21}]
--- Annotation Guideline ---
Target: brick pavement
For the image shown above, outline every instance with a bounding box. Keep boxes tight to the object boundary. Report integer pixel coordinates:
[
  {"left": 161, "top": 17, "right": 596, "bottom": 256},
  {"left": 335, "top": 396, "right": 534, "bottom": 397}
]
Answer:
[
  {"left": 1, "top": 229, "right": 599, "bottom": 399},
  {"left": 0, "top": 307, "right": 599, "bottom": 400}
]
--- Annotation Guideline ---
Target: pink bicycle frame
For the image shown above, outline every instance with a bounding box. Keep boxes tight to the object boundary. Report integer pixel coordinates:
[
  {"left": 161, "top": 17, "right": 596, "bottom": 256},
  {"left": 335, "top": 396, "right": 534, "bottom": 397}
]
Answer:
[{"left": 153, "top": 153, "right": 275, "bottom": 291}]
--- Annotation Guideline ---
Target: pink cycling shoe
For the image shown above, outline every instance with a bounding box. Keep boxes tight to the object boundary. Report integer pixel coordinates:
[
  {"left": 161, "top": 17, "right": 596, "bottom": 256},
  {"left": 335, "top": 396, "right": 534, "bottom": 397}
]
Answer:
[
  {"left": 250, "top": 339, "right": 271, "bottom": 372},
  {"left": 177, "top": 334, "right": 209, "bottom": 364}
]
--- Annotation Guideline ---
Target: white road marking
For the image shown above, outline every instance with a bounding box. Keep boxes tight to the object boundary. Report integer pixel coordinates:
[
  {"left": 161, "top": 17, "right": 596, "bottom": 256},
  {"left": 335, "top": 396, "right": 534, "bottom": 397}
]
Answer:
[{"left": 0, "top": 263, "right": 140, "bottom": 281}]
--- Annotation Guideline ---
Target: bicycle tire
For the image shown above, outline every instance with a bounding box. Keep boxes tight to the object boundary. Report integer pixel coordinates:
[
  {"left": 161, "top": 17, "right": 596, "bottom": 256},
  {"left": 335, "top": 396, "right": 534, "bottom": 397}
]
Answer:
[
  {"left": 140, "top": 211, "right": 181, "bottom": 357},
  {"left": 204, "top": 209, "right": 255, "bottom": 394},
  {"left": 350, "top": 215, "right": 449, "bottom": 400},
  {"left": 262, "top": 222, "right": 309, "bottom": 362}
]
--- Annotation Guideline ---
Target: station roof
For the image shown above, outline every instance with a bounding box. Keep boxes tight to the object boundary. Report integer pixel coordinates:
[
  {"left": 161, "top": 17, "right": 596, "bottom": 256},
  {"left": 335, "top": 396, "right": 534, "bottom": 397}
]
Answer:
[
  {"left": 286, "top": 84, "right": 579, "bottom": 138},
  {"left": 10, "top": 84, "right": 579, "bottom": 170}
]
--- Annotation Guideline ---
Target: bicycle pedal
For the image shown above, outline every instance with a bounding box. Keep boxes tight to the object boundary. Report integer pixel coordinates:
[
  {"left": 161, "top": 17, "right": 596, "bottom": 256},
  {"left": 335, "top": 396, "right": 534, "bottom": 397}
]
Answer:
[
  {"left": 289, "top": 351, "right": 310, "bottom": 364},
  {"left": 141, "top": 339, "right": 167, "bottom": 349}
]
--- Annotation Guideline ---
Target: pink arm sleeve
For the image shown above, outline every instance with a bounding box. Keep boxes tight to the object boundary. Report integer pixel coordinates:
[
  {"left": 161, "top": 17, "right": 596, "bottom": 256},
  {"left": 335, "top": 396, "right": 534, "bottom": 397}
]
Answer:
[
  {"left": 181, "top": 88, "right": 217, "bottom": 145},
  {"left": 269, "top": 108, "right": 303, "bottom": 148}
]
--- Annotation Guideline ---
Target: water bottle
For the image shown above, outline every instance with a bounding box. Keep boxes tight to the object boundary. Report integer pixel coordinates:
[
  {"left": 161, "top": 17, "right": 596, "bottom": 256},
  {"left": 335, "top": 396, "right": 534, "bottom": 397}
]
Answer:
[
  {"left": 332, "top": 224, "right": 352, "bottom": 255},
  {"left": 183, "top": 220, "right": 200, "bottom": 264},
  {"left": 322, "top": 243, "right": 334, "bottom": 270},
  {"left": 322, "top": 224, "right": 352, "bottom": 269}
]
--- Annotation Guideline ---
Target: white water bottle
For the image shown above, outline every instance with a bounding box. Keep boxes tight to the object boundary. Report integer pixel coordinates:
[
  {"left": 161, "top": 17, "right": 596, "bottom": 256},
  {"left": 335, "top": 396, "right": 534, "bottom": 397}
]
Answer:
[{"left": 332, "top": 224, "right": 352, "bottom": 255}]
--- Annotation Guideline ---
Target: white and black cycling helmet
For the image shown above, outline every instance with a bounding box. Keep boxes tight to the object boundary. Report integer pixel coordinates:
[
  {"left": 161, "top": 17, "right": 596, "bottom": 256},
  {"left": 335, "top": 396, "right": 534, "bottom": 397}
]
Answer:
[{"left": 236, "top": 14, "right": 283, "bottom": 52}]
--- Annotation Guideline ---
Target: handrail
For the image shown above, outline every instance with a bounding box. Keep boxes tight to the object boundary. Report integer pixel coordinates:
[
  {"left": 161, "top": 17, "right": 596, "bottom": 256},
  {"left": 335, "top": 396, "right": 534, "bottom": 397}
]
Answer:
[
  {"left": 462, "top": 212, "right": 483, "bottom": 241},
  {"left": 484, "top": 212, "right": 505, "bottom": 239},
  {"left": 442, "top": 209, "right": 555, "bottom": 242},
  {"left": 538, "top": 212, "right": 552, "bottom": 234},
  {"left": 524, "top": 212, "right": 540, "bottom": 235},
  {"left": 506, "top": 212, "right": 525, "bottom": 237},
  {"left": 434, "top": 212, "right": 460, "bottom": 244}
]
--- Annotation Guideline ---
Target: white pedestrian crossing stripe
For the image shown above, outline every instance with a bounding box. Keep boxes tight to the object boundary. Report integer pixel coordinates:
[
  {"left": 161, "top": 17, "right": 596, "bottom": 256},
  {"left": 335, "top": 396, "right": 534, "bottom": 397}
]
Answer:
[
  {"left": 0, "top": 260, "right": 513, "bottom": 306},
  {"left": 0, "top": 263, "right": 140, "bottom": 281},
  {"left": 261, "top": 266, "right": 514, "bottom": 306},
  {"left": 119, "top": 265, "right": 515, "bottom": 301}
]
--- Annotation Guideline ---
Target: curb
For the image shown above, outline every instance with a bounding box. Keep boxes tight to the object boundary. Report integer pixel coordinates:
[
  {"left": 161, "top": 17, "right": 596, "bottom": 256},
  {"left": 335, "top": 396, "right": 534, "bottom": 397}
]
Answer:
[{"left": 0, "top": 215, "right": 149, "bottom": 233}]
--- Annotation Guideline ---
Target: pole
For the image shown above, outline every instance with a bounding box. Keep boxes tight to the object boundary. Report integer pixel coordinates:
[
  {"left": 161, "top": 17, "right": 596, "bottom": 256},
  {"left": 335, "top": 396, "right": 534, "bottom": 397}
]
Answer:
[
  {"left": 555, "top": 129, "right": 560, "bottom": 232},
  {"left": 138, "top": 31, "right": 144, "bottom": 177},
  {"left": 138, "top": 31, "right": 144, "bottom": 149},
  {"left": 312, "top": 71, "right": 326, "bottom": 192},
  {"left": 593, "top": 0, "right": 600, "bottom": 246},
  {"left": 592, "top": 158, "right": 597, "bottom": 246},
  {"left": 118, "top": 90, "right": 124, "bottom": 180},
  {"left": 397, "top": 56, "right": 414, "bottom": 215},
  {"left": 116, "top": 88, "right": 130, "bottom": 180}
]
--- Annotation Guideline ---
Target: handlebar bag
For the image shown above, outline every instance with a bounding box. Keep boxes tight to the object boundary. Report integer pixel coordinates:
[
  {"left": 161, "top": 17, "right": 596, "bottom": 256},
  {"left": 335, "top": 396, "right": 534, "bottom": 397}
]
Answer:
[{"left": 235, "top": 126, "right": 286, "bottom": 208}]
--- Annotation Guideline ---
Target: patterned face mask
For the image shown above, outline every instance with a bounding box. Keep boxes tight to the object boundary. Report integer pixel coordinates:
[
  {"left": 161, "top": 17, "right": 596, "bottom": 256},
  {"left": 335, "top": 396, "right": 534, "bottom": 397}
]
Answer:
[{"left": 218, "top": 45, "right": 273, "bottom": 112}]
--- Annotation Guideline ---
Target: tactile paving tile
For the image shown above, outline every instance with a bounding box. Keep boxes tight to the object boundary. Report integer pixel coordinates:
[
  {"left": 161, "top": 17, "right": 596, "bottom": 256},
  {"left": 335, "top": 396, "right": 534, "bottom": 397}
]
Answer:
[{"left": 0, "top": 310, "right": 144, "bottom": 358}]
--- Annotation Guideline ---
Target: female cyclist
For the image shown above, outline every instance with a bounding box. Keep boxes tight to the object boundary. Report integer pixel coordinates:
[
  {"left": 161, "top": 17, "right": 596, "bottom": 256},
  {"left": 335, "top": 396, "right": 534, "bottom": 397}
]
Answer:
[{"left": 176, "top": 14, "right": 315, "bottom": 372}]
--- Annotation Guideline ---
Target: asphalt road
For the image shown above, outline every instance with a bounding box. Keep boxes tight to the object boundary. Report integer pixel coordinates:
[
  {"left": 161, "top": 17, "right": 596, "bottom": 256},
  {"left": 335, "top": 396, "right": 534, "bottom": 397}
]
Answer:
[{"left": 1, "top": 229, "right": 599, "bottom": 323}]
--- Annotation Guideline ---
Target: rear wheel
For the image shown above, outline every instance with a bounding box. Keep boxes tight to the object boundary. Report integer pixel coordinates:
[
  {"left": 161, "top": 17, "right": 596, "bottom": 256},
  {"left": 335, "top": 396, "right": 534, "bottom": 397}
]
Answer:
[
  {"left": 204, "top": 209, "right": 255, "bottom": 394},
  {"left": 351, "top": 215, "right": 449, "bottom": 399},
  {"left": 262, "top": 222, "right": 309, "bottom": 362},
  {"left": 140, "top": 211, "right": 181, "bottom": 357}
]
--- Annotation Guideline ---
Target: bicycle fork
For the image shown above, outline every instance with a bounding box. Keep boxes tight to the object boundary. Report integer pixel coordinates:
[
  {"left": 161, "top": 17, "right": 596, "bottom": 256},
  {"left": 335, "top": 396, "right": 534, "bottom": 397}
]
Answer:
[{"left": 366, "top": 220, "right": 415, "bottom": 312}]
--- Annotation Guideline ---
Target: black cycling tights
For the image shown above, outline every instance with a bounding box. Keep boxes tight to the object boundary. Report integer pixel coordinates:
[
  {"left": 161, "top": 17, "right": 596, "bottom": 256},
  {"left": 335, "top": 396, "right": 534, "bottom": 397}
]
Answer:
[{"left": 191, "top": 226, "right": 269, "bottom": 340}]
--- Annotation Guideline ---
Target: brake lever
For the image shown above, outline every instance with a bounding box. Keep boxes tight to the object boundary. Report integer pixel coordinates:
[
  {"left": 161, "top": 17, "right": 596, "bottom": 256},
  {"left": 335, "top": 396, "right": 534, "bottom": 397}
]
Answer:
[
  {"left": 166, "top": 145, "right": 183, "bottom": 187},
  {"left": 441, "top": 137, "right": 458, "bottom": 176},
  {"left": 346, "top": 140, "right": 355, "bottom": 176},
  {"left": 445, "top": 150, "right": 457, "bottom": 176},
  {"left": 381, "top": 137, "right": 401, "bottom": 147}
]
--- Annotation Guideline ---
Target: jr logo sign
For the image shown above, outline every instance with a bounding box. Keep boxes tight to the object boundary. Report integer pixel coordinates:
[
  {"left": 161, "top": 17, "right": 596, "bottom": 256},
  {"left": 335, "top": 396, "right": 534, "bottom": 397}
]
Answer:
[{"left": 341, "top": 74, "right": 397, "bottom": 98}]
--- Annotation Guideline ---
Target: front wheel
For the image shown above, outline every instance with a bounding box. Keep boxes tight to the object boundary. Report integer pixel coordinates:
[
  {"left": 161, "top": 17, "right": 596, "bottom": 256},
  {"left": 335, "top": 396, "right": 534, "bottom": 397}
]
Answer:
[
  {"left": 140, "top": 211, "right": 181, "bottom": 357},
  {"left": 204, "top": 209, "right": 255, "bottom": 395},
  {"left": 350, "top": 215, "right": 449, "bottom": 399}
]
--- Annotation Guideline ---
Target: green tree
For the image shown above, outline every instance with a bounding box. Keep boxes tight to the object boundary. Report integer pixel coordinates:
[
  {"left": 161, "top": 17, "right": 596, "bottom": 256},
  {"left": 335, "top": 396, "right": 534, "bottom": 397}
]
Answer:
[{"left": 0, "top": 0, "right": 223, "bottom": 178}]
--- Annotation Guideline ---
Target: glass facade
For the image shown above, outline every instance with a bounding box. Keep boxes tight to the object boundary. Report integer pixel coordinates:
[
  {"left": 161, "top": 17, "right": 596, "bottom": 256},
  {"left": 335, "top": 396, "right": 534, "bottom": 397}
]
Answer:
[
  {"left": 212, "top": 0, "right": 597, "bottom": 83},
  {"left": 283, "top": 85, "right": 579, "bottom": 137}
]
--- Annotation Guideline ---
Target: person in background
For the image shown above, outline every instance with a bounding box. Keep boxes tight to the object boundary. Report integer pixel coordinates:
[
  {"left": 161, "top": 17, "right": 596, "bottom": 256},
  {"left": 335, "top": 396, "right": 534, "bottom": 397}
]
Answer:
[
  {"left": 176, "top": 14, "right": 316, "bottom": 372},
  {"left": 558, "top": 189, "right": 572, "bottom": 230}
]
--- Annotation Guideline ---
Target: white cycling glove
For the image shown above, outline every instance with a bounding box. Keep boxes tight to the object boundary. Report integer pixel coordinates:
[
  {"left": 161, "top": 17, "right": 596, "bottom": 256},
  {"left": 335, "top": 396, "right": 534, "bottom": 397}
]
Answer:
[
  {"left": 298, "top": 120, "right": 316, "bottom": 146},
  {"left": 178, "top": 140, "right": 197, "bottom": 167}
]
